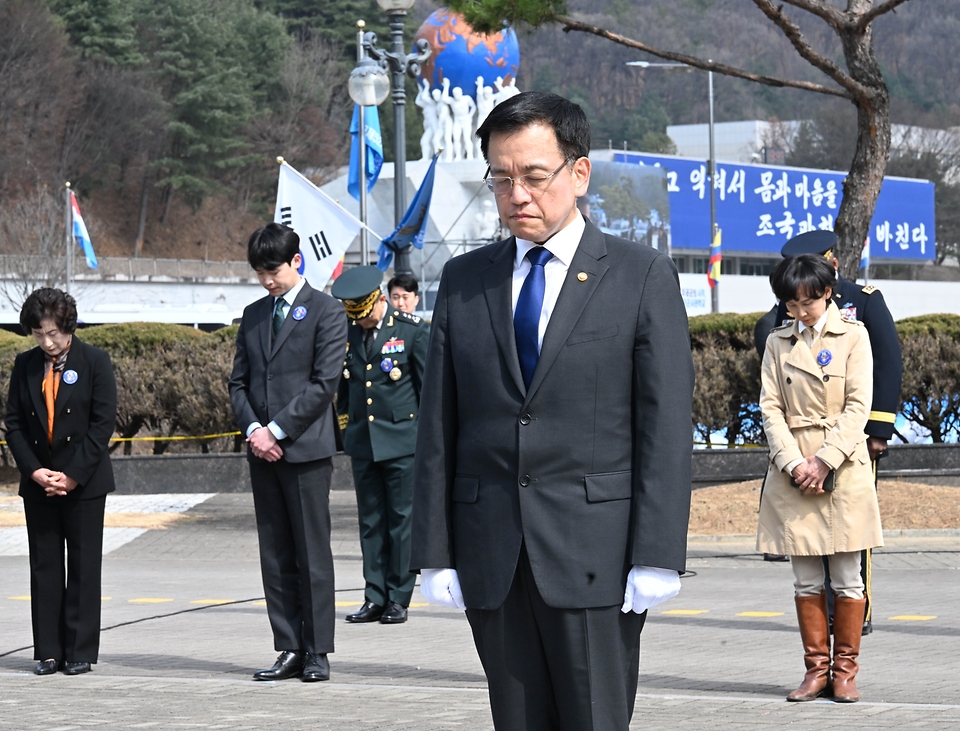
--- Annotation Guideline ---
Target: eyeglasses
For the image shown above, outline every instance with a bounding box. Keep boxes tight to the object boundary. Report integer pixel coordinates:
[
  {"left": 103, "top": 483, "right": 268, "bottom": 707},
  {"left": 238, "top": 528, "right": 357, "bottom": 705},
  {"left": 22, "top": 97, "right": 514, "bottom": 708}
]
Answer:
[{"left": 483, "top": 160, "right": 572, "bottom": 195}]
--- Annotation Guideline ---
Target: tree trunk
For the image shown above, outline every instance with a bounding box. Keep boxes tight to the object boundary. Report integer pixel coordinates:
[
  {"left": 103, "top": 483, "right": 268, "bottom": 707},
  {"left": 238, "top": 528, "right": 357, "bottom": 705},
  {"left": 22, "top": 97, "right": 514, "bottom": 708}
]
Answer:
[
  {"left": 833, "top": 13, "right": 891, "bottom": 280},
  {"left": 134, "top": 166, "right": 150, "bottom": 258}
]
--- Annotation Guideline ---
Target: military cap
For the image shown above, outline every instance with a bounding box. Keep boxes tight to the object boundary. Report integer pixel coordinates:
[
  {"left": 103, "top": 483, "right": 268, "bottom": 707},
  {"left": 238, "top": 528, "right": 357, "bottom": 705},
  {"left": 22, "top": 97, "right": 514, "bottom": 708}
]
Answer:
[
  {"left": 331, "top": 265, "right": 384, "bottom": 320},
  {"left": 781, "top": 230, "right": 838, "bottom": 258}
]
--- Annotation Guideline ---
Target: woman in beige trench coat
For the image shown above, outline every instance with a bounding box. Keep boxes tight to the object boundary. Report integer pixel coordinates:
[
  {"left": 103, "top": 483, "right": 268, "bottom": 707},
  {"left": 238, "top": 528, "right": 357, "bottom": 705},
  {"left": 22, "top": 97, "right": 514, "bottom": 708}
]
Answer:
[{"left": 758, "top": 254, "right": 883, "bottom": 704}]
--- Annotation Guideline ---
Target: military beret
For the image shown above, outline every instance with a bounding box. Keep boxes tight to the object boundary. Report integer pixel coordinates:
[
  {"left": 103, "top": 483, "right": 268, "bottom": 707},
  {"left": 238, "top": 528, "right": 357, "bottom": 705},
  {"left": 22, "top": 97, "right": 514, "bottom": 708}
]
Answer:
[
  {"left": 331, "top": 265, "right": 384, "bottom": 320},
  {"left": 780, "top": 230, "right": 838, "bottom": 258}
]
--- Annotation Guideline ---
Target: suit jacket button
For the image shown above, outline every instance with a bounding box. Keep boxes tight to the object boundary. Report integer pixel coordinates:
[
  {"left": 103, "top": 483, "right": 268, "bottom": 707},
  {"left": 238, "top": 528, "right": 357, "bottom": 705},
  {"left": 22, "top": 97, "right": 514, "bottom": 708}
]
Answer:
[
  {"left": 367, "top": 398, "right": 373, "bottom": 405},
  {"left": 366, "top": 364, "right": 372, "bottom": 371},
  {"left": 267, "top": 374, "right": 273, "bottom": 380},
  {"left": 66, "top": 409, "right": 71, "bottom": 414},
  {"left": 519, "top": 414, "right": 531, "bottom": 426},
  {"left": 823, "top": 375, "right": 830, "bottom": 382},
  {"left": 368, "top": 415, "right": 375, "bottom": 422},
  {"left": 519, "top": 475, "right": 530, "bottom": 487},
  {"left": 786, "top": 377, "right": 792, "bottom": 384},
  {"left": 366, "top": 381, "right": 372, "bottom": 387}
]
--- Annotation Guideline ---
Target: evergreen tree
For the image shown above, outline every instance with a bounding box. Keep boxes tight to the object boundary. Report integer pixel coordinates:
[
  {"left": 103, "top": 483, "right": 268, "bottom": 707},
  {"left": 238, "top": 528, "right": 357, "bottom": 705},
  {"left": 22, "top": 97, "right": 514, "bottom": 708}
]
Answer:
[
  {"left": 134, "top": 0, "right": 290, "bottom": 207},
  {"left": 49, "top": 0, "right": 143, "bottom": 66}
]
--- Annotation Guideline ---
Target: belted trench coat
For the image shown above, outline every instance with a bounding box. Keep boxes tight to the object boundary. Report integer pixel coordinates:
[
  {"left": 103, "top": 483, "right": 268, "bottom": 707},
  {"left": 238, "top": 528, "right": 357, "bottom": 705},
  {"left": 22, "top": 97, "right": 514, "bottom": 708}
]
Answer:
[{"left": 757, "top": 302, "right": 883, "bottom": 556}]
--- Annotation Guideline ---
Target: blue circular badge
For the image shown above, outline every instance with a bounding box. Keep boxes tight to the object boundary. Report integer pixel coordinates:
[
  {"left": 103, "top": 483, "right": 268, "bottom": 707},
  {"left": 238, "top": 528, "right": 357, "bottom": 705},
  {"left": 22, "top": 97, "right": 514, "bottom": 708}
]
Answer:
[
  {"left": 62, "top": 369, "right": 78, "bottom": 385},
  {"left": 380, "top": 358, "right": 393, "bottom": 372},
  {"left": 816, "top": 349, "right": 832, "bottom": 367},
  {"left": 291, "top": 305, "right": 307, "bottom": 321}
]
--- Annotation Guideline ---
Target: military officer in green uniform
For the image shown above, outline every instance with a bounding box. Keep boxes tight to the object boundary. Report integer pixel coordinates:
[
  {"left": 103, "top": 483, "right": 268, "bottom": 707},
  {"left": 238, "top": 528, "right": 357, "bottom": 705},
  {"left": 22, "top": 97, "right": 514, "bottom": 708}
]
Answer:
[{"left": 332, "top": 266, "right": 429, "bottom": 625}]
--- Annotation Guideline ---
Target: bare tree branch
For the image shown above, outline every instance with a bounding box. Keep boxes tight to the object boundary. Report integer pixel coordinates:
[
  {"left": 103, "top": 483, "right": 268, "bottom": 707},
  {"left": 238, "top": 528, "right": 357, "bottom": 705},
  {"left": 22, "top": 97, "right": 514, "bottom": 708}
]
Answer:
[
  {"left": 857, "top": 0, "right": 913, "bottom": 30},
  {"left": 554, "top": 15, "right": 852, "bottom": 100},
  {"left": 750, "top": 0, "right": 870, "bottom": 100},
  {"left": 776, "top": 0, "right": 846, "bottom": 28}
]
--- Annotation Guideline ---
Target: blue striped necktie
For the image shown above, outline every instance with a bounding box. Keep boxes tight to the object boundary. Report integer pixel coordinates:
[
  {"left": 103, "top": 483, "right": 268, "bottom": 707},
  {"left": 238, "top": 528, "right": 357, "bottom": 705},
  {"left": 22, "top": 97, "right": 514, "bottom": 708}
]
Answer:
[{"left": 514, "top": 246, "right": 553, "bottom": 389}]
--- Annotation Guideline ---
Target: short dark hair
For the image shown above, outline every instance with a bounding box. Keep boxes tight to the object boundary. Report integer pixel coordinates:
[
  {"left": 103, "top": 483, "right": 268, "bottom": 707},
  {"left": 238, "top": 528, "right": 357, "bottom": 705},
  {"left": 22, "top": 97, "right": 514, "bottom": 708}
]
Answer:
[
  {"left": 247, "top": 222, "right": 300, "bottom": 271},
  {"left": 769, "top": 254, "right": 837, "bottom": 303},
  {"left": 387, "top": 273, "right": 419, "bottom": 295},
  {"left": 476, "top": 91, "right": 591, "bottom": 163},
  {"left": 20, "top": 288, "right": 78, "bottom": 335}
]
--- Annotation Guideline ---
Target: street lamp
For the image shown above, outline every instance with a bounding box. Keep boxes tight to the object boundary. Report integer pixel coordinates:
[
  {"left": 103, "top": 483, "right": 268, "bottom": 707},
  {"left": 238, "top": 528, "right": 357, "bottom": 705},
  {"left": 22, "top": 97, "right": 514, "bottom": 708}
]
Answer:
[
  {"left": 363, "top": 0, "right": 431, "bottom": 275},
  {"left": 627, "top": 60, "right": 719, "bottom": 313},
  {"left": 348, "top": 20, "right": 390, "bottom": 265}
]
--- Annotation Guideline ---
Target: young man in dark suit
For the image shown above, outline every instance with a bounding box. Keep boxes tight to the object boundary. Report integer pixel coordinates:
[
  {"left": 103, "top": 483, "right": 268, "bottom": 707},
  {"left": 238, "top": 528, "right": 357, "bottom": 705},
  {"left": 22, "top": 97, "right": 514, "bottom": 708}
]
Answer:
[
  {"left": 411, "top": 92, "right": 695, "bottom": 731},
  {"left": 229, "top": 223, "right": 348, "bottom": 682}
]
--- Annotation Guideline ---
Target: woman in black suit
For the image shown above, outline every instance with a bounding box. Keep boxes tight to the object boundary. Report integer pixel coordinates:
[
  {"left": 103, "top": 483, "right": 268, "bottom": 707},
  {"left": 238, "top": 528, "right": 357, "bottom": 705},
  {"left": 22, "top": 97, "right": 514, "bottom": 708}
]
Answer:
[{"left": 5, "top": 288, "right": 117, "bottom": 676}]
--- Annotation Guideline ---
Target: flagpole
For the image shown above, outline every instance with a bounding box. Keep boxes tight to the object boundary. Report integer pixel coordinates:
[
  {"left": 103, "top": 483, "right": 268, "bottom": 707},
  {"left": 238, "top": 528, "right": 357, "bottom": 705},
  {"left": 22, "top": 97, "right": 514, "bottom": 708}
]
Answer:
[
  {"left": 64, "top": 182, "right": 72, "bottom": 295},
  {"left": 357, "top": 23, "right": 369, "bottom": 267}
]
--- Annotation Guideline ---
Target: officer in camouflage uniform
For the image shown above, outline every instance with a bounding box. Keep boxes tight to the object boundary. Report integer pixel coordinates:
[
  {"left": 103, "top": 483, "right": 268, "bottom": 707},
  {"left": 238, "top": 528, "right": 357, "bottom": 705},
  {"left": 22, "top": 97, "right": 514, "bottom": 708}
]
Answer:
[
  {"left": 332, "top": 266, "right": 429, "bottom": 625},
  {"left": 757, "top": 230, "right": 903, "bottom": 634}
]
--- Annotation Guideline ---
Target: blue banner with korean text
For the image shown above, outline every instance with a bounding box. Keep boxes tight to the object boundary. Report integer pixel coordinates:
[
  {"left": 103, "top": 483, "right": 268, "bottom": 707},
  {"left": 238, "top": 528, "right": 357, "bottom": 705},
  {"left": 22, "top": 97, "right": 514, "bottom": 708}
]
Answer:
[{"left": 614, "top": 152, "right": 935, "bottom": 260}]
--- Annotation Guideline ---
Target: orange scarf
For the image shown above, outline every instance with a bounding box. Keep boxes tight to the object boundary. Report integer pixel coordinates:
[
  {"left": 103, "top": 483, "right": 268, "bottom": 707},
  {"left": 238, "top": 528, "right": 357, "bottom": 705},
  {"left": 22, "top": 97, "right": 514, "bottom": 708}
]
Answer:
[{"left": 41, "top": 357, "right": 59, "bottom": 444}]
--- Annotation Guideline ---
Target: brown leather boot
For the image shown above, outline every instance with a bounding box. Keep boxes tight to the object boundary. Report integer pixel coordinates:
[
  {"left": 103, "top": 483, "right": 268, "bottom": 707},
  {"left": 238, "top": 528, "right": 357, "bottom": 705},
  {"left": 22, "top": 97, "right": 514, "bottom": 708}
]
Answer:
[
  {"left": 787, "top": 592, "right": 831, "bottom": 701},
  {"left": 832, "top": 595, "right": 866, "bottom": 703}
]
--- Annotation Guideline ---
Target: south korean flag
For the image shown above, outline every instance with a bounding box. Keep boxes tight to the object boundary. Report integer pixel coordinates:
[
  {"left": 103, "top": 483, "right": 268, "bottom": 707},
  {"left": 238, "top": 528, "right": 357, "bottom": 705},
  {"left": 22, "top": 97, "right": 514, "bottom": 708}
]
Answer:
[{"left": 274, "top": 160, "right": 371, "bottom": 286}]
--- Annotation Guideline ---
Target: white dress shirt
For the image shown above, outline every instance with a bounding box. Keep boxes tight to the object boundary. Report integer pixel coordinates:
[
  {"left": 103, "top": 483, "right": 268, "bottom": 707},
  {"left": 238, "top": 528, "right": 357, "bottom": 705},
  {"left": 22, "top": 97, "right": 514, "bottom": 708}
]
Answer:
[
  {"left": 246, "top": 276, "right": 307, "bottom": 440},
  {"left": 511, "top": 213, "right": 585, "bottom": 352}
]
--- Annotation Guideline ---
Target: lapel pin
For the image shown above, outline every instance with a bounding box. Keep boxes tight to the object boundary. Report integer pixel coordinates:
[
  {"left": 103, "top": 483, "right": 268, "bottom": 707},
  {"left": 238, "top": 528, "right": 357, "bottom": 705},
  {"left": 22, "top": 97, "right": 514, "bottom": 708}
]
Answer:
[
  {"left": 577, "top": 272, "right": 588, "bottom": 282},
  {"left": 817, "top": 350, "right": 832, "bottom": 367},
  {"left": 62, "top": 370, "right": 78, "bottom": 385},
  {"left": 291, "top": 305, "right": 307, "bottom": 321}
]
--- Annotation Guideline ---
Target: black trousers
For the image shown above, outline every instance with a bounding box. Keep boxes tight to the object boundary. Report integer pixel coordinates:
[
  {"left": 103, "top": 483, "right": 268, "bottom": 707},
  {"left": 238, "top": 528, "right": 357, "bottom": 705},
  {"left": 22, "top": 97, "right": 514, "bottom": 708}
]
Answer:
[
  {"left": 249, "top": 457, "right": 335, "bottom": 654},
  {"left": 350, "top": 454, "right": 416, "bottom": 607},
  {"left": 23, "top": 495, "right": 106, "bottom": 663},
  {"left": 466, "top": 546, "right": 645, "bottom": 731}
]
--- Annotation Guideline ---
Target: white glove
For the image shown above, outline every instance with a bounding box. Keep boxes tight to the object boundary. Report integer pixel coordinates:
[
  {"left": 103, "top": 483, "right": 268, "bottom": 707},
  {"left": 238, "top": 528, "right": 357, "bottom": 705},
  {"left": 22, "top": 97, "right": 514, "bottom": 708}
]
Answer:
[
  {"left": 419, "top": 568, "right": 466, "bottom": 610},
  {"left": 621, "top": 565, "right": 681, "bottom": 614}
]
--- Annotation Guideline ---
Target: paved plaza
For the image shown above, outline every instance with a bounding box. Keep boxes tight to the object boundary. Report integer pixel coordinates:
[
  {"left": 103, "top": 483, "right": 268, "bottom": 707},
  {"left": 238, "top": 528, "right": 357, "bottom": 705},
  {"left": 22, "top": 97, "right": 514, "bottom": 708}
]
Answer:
[{"left": 1, "top": 486, "right": 958, "bottom": 730}]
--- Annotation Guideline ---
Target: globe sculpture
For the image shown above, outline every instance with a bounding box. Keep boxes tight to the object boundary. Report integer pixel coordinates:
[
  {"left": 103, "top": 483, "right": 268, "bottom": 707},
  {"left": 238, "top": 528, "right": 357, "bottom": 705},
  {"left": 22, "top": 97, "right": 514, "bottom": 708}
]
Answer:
[{"left": 414, "top": 8, "right": 520, "bottom": 99}]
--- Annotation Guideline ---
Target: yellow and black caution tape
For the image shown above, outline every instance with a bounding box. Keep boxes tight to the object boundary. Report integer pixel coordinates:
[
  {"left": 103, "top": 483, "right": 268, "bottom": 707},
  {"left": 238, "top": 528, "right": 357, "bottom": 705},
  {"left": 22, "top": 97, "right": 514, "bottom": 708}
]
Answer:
[{"left": 0, "top": 431, "right": 241, "bottom": 446}]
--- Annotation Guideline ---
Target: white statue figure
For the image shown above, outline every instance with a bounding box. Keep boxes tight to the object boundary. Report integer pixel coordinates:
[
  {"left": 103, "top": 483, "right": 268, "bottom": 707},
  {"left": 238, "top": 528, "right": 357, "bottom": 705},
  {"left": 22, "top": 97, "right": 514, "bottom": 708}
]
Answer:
[
  {"left": 475, "top": 199, "right": 500, "bottom": 240},
  {"left": 415, "top": 79, "right": 438, "bottom": 160},
  {"left": 436, "top": 78, "right": 456, "bottom": 162},
  {"left": 444, "top": 84, "right": 476, "bottom": 161},
  {"left": 493, "top": 76, "right": 520, "bottom": 106},
  {"left": 474, "top": 76, "right": 495, "bottom": 158}
]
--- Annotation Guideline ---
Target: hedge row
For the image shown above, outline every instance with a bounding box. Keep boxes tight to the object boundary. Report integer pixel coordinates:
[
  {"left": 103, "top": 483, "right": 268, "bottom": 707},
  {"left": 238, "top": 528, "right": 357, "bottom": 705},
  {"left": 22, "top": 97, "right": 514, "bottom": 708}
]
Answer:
[
  {"left": 0, "top": 312, "right": 957, "bottom": 458},
  {"left": 690, "top": 312, "right": 960, "bottom": 445}
]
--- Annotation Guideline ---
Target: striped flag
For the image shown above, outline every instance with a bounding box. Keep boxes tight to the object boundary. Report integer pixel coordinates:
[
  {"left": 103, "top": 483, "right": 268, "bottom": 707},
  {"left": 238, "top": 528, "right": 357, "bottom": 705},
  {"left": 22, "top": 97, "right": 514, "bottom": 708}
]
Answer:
[
  {"left": 70, "top": 191, "right": 98, "bottom": 269},
  {"left": 707, "top": 228, "right": 721, "bottom": 288}
]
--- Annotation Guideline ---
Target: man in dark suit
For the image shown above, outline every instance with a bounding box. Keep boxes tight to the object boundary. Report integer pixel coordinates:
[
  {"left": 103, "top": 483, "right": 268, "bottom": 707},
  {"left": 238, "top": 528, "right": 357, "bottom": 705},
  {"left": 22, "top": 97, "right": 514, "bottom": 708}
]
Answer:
[
  {"left": 756, "top": 229, "right": 903, "bottom": 633},
  {"left": 411, "top": 92, "right": 695, "bottom": 731},
  {"left": 229, "top": 223, "right": 348, "bottom": 682},
  {"left": 332, "top": 266, "right": 429, "bottom": 625}
]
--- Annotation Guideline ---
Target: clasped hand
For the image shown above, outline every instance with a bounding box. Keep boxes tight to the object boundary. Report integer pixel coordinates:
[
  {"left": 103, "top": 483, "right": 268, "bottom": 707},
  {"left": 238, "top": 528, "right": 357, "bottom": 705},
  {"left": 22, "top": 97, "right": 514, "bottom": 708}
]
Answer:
[
  {"left": 248, "top": 426, "right": 283, "bottom": 462},
  {"left": 791, "top": 455, "right": 831, "bottom": 495},
  {"left": 32, "top": 468, "right": 78, "bottom": 497}
]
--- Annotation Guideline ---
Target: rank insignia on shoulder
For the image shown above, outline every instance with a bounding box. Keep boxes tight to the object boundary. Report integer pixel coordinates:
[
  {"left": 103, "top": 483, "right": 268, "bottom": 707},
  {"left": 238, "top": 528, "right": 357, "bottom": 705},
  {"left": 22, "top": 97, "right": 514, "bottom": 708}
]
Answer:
[
  {"left": 396, "top": 310, "right": 422, "bottom": 325},
  {"left": 780, "top": 318, "right": 795, "bottom": 327},
  {"left": 862, "top": 285, "right": 878, "bottom": 295}
]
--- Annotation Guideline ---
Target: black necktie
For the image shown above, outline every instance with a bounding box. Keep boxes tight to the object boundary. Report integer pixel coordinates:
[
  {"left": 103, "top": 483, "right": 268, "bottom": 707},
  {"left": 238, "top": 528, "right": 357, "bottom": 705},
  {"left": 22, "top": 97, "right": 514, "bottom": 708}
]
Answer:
[{"left": 364, "top": 327, "right": 376, "bottom": 359}]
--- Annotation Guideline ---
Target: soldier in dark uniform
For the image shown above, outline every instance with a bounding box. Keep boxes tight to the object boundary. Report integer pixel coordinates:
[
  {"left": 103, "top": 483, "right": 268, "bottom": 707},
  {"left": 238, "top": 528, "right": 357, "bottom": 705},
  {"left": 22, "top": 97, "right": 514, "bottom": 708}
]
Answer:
[
  {"left": 755, "top": 230, "right": 903, "bottom": 634},
  {"left": 332, "top": 266, "right": 429, "bottom": 625}
]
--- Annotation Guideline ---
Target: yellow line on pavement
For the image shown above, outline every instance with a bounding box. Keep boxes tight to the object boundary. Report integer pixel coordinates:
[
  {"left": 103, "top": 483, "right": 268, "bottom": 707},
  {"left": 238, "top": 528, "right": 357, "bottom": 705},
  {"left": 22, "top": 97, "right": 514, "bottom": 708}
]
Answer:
[
  {"left": 129, "top": 598, "right": 174, "bottom": 604},
  {"left": 252, "top": 601, "right": 266, "bottom": 606},
  {"left": 335, "top": 601, "right": 362, "bottom": 607},
  {"left": 889, "top": 615, "right": 936, "bottom": 621},
  {"left": 8, "top": 596, "right": 30, "bottom": 601},
  {"left": 737, "top": 611, "right": 785, "bottom": 617},
  {"left": 662, "top": 609, "right": 709, "bottom": 615}
]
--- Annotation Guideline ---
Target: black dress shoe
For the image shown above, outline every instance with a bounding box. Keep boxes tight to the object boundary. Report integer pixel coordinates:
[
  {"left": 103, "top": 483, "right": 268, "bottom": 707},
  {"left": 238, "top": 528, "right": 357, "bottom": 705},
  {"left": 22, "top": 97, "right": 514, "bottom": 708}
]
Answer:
[
  {"left": 763, "top": 553, "right": 790, "bottom": 562},
  {"left": 346, "top": 600, "right": 383, "bottom": 623},
  {"left": 380, "top": 601, "right": 408, "bottom": 624},
  {"left": 300, "top": 653, "right": 330, "bottom": 682},
  {"left": 62, "top": 662, "right": 91, "bottom": 675},
  {"left": 862, "top": 619, "right": 873, "bottom": 635},
  {"left": 35, "top": 659, "right": 58, "bottom": 676},
  {"left": 253, "top": 651, "right": 303, "bottom": 681}
]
